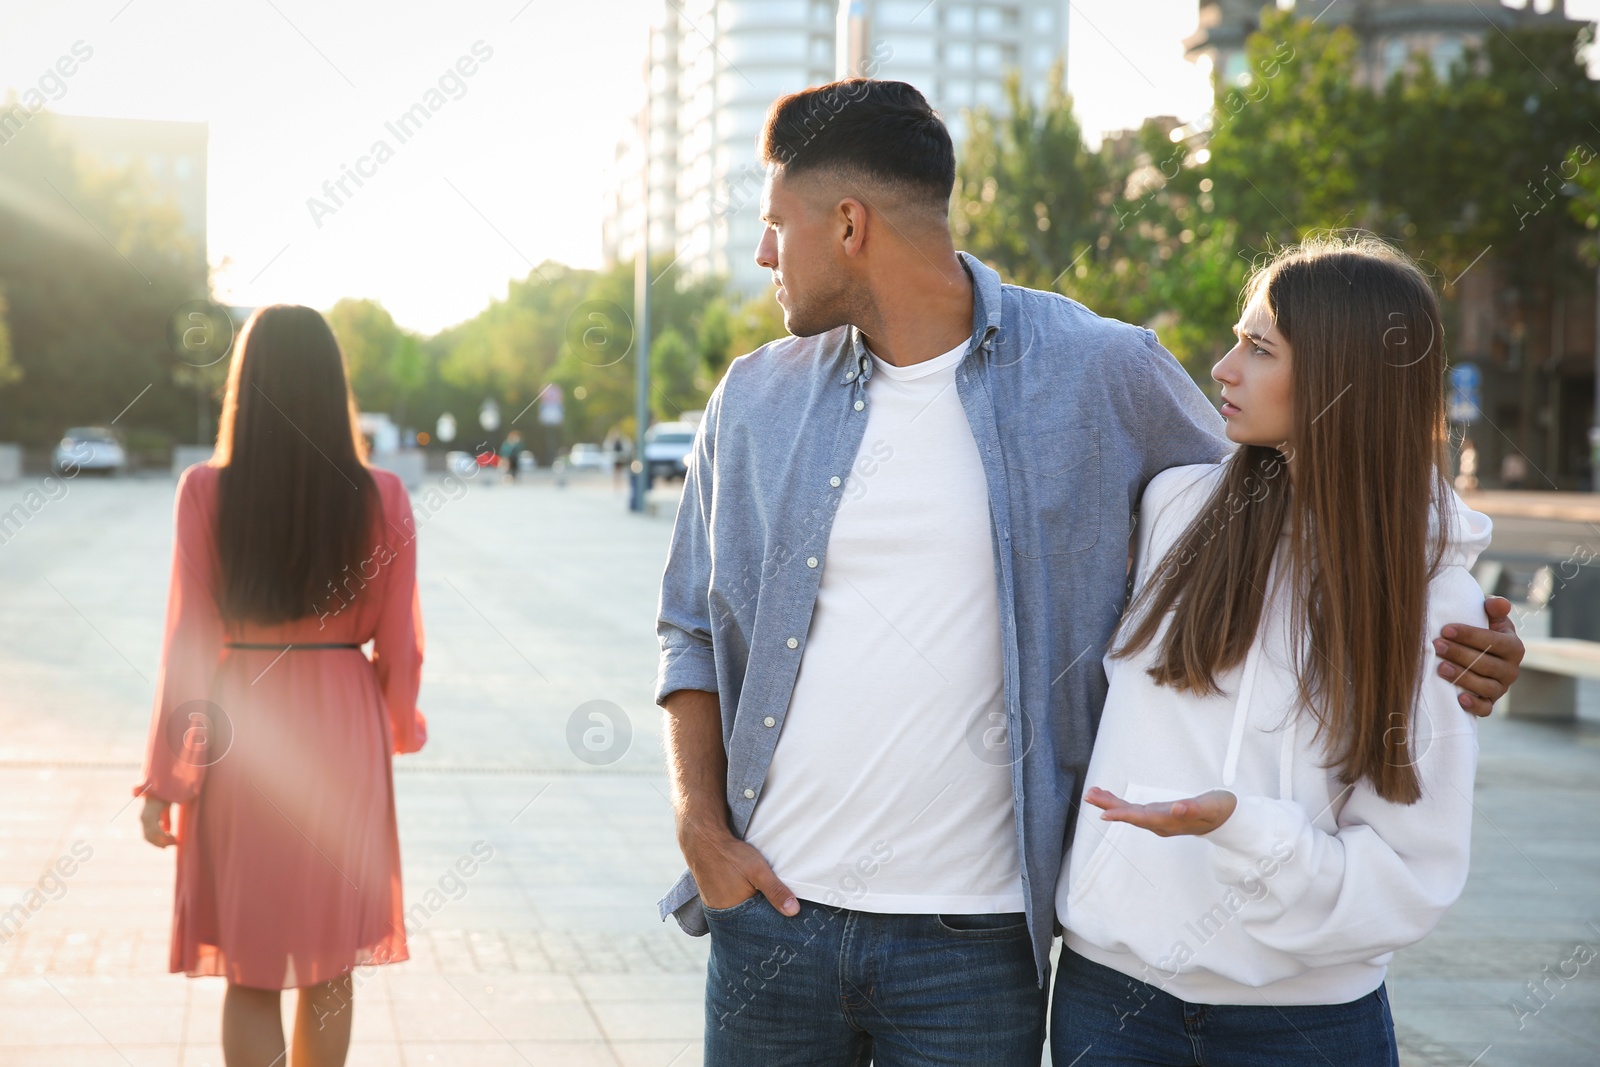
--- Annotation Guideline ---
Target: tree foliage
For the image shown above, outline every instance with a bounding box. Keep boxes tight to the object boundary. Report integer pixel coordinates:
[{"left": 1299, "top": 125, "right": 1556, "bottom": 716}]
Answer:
[
  {"left": 0, "top": 284, "right": 18, "bottom": 393},
  {"left": 0, "top": 102, "right": 205, "bottom": 448},
  {"left": 953, "top": 11, "right": 1600, "bottom": 381}
]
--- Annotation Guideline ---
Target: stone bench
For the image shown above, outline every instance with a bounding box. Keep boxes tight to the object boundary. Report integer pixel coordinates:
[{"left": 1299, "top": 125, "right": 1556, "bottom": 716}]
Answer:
[{"left": 1501, "top": 638, "right": 1600, "bottom": 722}]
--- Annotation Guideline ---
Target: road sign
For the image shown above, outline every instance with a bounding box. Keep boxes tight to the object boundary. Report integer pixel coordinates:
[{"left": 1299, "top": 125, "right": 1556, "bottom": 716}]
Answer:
[
  {"left": 1448, "top": 363, "right": 1481, "bottom": 424},
  {"left": 538, "top": 383, "right": 564, "bottom": 427}
]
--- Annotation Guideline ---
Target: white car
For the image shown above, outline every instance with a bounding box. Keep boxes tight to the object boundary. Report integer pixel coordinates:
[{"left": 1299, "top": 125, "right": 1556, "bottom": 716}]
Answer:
[
  {"left": 643, "top": 423, "right": 697, "bottom": 482},
  {"left": 55, "top": 427, "right": 126, "bottom": 475},
  {"left": 565, "top": 443, "right": 608, "bottom": 470}
]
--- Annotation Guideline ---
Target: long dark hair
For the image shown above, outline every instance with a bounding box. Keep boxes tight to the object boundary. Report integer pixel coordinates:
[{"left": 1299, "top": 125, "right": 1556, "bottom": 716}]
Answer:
[
  {"left": 212, "top": 305, "right": 376, "bottom": 625},
  {"left": 1113, "top": 235, "right": 1452, "bottom": 804}
]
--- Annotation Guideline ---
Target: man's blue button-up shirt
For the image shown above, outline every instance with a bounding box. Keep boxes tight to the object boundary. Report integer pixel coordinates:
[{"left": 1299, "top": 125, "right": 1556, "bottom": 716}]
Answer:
[{"left": 655, "top": 252, "right": 1228, "bottom": 982}]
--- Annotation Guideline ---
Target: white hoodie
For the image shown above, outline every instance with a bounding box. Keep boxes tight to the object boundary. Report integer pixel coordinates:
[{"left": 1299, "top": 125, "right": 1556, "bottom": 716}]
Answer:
[{"left": 1058, "top": 462, "right": 1493, "bottom": 1006}]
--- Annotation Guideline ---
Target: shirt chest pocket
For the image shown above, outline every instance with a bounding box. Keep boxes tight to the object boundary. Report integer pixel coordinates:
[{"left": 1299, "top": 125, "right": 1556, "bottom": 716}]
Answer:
[{"left": 1004, "top": 427, "right": 1100, "bottom": 558}]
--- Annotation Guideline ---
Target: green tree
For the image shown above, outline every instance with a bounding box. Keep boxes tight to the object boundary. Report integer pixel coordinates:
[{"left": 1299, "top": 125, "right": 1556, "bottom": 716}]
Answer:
[
  {"left": 0, "top": 284, "right": 20, "bottom": 393},
  {"left": 722, "top": 293, "right": 787, "bottom": 365},
  {"left": 390, "top": 335, "right": 428, "bottom": 422},
  {"left": 954, "top": 83, "right": 1237, "bottom": 372},
  {"left": 650, "top": 326, "right": 699, "bottom": 421},
  {"left": 325, "top": 296, "right": 437, "bottom": 423},
  {"left": 1204, "top": 13, "right": 1371, "bottom": 245},
  {"left": 953, "top": 64, "right": 1112, "bottom": 291},
  {"left": 953, "top": 9, "right": 1600, "bottom": 387},
  {"left": 1442, "top": 23, "right": 1600, "bottom": 296},
  {"left": 0, "top": 104, "right": 204, "bottom": 447}
]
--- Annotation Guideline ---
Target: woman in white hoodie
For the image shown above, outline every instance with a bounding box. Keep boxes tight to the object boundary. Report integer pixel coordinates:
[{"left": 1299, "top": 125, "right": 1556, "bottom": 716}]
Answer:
[{"left": 1052, "top": 236, "right": 1491, "bottom": 1066}]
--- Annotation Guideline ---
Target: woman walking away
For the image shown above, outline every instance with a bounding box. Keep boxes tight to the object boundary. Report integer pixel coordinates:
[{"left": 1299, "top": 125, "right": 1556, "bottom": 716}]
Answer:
[
  {"left": 136, "top": 305, "right": 427, "bottom": 1067},
  {"left": 1054, "top": 236, "right": 1489, "bottom": 1066}
]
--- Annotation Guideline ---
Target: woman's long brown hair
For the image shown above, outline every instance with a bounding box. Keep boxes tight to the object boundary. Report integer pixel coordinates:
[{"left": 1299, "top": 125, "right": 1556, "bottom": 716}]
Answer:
[
  {"left": 211, "top": 305, "right": 377, "bottom": 625},
  {"left": 1114, "top": 235, "right": 1452, "bottom": 803}
]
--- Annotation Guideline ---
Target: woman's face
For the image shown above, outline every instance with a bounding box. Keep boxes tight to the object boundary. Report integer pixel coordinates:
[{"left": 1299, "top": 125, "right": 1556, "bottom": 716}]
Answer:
[{"left": 1211, "top": 293, "right": 1293, "bottom": 448}]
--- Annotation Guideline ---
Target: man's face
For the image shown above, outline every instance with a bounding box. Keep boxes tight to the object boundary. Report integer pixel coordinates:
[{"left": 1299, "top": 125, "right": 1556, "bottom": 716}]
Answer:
[{"left": 755, "top": 167, "right": 853, "bottom": 337}]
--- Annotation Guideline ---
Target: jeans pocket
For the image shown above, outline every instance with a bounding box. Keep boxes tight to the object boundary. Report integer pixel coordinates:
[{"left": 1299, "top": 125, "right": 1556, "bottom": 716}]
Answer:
[
  {"left": 935, "top": 912, "right": 1029, "bottom": 939},
  {"left": 701, "top": 894, "right": 764, "bottom": 921}
]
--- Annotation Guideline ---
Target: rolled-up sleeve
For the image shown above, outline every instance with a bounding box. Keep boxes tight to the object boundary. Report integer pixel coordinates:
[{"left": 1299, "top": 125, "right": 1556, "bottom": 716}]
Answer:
[{"left": 655, "top": 387, "right": 722, "bottom": 704}]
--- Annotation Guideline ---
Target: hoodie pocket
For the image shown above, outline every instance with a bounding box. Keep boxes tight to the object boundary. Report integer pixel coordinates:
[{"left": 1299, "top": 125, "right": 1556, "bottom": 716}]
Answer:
[{"left": 1065, "top": 781, "right": 1222, "bottom": 975}]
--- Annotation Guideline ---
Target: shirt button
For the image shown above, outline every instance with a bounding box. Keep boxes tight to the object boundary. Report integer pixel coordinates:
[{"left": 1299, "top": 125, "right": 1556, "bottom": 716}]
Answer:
[
  {"left": 845, "top": 371, "right": 855, "bottom": 381},
  {"left": 743, "top": 788, "right": 755, "bottom": 799},
  {"left": 854, "top": 400, "right": 865, "bottom": 411},
  {"left": 830, "top": 476, "right": 842, "bottom": 488},
  {"left": 786, "top": 637, "right": 799, "bottom": 649},
  {"left": 807, "top": 556, "right": 818, "bottom": 568},
  {"left": 764, "top": 716, "right": 776, "bottom": 728}
]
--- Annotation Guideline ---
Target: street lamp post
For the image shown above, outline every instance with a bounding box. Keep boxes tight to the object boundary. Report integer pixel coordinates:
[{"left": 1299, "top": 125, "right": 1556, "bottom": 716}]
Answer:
[
  {"left": 630, "top": 28, "right": 653, "bottom": 514},
  {"left": 1593, "top": 262, "right": 1600, "bottom": 491}
]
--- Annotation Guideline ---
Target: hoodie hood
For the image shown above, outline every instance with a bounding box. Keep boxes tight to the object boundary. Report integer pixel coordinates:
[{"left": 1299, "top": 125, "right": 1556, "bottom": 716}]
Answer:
[{"left": 1436, "top": 487, "right": 1494, "bottom": 570}]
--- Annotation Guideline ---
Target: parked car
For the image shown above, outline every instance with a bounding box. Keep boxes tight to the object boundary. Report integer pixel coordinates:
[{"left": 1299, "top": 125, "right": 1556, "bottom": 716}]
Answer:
[
  {"left": 55, "top": 427, "right": 126, "bottom": 476},
  {"left": 642, "top": 422, "right": 697, "bottom": 482},
  {"left": 566, "top": 443, "right": 608, "bottom": 470}
]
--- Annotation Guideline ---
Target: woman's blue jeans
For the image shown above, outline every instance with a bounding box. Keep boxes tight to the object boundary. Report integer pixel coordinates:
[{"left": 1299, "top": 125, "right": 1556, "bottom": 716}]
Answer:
[{"left": 1051, "top": 946, "right": 1400, "bottom": 1066}]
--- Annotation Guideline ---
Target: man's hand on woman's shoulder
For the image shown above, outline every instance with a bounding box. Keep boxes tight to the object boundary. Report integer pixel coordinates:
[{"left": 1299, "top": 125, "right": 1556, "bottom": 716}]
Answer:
[{"left": 1433, "top": 595, "right": 1525, "bottom": 718}]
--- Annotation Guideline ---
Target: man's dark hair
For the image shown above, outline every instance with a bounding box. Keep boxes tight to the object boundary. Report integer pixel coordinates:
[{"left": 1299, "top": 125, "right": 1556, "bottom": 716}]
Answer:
[{"left": 759, "top": 79, "right": 954, "bottom": 211}]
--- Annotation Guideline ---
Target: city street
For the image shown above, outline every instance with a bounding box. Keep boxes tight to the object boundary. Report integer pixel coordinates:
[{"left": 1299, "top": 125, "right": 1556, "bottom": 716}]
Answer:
[
  {"left": 0, "top": 471, "right": 1596, "bottom": 1066},
  {"left": 0, "top": 470, "right": 703, "bottom": 1066}
]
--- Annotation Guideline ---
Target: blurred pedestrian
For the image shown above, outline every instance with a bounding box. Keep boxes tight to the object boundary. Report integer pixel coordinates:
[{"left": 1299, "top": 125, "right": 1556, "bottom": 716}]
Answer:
[
  {"left": 1455, "top": 436, "right": 1479, "bottom": 493},
  {"left": 499, "top": 429, "right": 525, "bottom": 482},
  {"left": 607, "top": 431, "right": 628, "bottom": 493},
  {"left": 136, "top": 304, "right": 426, "bottom": 1067},
  {"left": 1500, "top": 451, "right": 1529, "bottom": 490}
]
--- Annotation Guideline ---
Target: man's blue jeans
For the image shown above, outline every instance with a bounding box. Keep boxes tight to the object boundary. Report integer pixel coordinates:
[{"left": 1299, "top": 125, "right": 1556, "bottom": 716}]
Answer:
[
  {"left": 1051, "top": 947, "right": 1400, "bottom": 1066},
  {"left": 702, "top": 897, "right": 1046, "bottom": 1066}
]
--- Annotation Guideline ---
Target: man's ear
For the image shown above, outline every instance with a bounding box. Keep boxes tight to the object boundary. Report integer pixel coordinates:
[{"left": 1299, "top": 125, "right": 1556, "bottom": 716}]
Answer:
[{"left": 838, "top": 197, "right": 868, "bottom": 257}]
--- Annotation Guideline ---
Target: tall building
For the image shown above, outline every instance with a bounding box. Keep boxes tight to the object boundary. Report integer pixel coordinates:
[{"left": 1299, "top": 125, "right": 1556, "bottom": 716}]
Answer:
[
  {"left": 1186, "top": 0, "right": 1576, "bottom": 90},
  {"left": 838, "top": 0, "right": 1067, "bottom": 144},
  {"left": 604, "top": 0, "right": 1068, "bottom": 295},
  {"left": 600, "top": 16, "right": 686, "bottom": 277},
  {"left": 675, "top": 0, "right": 840, "bottom": 295}
]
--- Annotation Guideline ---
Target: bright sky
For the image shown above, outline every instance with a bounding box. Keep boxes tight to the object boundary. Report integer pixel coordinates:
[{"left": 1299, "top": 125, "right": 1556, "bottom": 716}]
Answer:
[{"left": 0, "top": 0, "right": 1591, "bottom": 333}]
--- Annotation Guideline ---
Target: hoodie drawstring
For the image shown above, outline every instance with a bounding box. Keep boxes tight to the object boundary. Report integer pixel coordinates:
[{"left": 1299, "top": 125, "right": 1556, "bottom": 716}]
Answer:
[
  {"left": 1222, "top": 639, "right": 1262, "bottom": 788},
  {"left": 1224, "top": 555, "right": 1300, "bottom": 798},
  {"left": 1278, "top": 715, "right": 1296, "bottom": 800}
]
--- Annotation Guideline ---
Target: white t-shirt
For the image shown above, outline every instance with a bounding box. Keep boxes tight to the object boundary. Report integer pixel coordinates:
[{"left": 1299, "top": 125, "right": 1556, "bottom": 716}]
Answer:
[{"left": 743, "top": 336, "right": 1026, "bottom": 914}]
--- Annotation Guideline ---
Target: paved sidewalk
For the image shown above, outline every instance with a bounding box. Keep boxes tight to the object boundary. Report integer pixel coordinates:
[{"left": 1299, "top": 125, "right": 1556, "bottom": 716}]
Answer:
[
  {"left": 0, "top": 473, "right": 1595, "bottom": 1065},
  {"left": 0, "top": 473, "right": 705, "bottom": 1065},
  {"left": 1462, "top": 489, "right": 1600, "bottom": 525}
]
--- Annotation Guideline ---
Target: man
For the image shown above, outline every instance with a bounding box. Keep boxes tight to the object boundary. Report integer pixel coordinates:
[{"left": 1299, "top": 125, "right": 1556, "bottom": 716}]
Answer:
[{"left": 654, "top": 80, "right": 1523, "bottom": 1065}]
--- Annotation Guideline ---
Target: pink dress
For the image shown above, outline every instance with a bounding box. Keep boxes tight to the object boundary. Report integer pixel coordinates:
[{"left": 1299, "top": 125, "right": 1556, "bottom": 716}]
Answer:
[{"left": 135, "top": 462, "right": 427, "bottom": 989}]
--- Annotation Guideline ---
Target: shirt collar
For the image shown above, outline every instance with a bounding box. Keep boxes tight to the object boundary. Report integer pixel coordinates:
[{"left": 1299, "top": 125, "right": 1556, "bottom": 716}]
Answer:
[
  {"left": 840, "top": 326, "right": 874, "bottom": 385},
  {"left": 959, "top": 250, "right": 1004, "bottom": 350},
  {"left": 835, "top": 251, "right": 1002, "bottom": 385}
]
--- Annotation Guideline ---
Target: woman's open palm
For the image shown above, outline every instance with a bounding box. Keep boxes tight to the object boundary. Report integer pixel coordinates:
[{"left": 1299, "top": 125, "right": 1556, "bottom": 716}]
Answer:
[{"left": 1084, "top": 785, "right": 1238, "bottom": 837}]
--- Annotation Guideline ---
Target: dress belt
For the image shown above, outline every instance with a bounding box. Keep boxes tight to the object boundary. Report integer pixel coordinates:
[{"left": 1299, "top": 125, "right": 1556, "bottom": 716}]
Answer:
[{"left": 223, "top": 642, "right": 362, "bottom": 650}]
